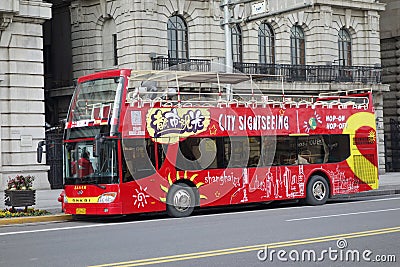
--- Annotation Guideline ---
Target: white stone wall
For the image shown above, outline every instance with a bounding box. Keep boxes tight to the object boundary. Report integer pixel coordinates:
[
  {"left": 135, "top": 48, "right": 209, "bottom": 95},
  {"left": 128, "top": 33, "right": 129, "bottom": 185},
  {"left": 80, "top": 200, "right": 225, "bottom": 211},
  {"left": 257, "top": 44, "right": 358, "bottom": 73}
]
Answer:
[
  {"left": 380, "top": 0, "right": 400, "bottom": 171},
  {"left": 69, "top": 0, "right": 227, "bottom": 77},
  {"left": 70, "top": 0, "right": 384, "bottom": 78},
  {"left": 0, "top": 0, "right": 51, "bottom": 190}
]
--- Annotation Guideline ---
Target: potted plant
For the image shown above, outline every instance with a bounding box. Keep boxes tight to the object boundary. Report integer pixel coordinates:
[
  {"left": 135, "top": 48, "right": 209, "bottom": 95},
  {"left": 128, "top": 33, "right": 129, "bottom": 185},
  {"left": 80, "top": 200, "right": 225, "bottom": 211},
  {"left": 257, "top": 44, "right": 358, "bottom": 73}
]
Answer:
[{"left": 4, "top": 175, "right": 36, "bottom": 211}]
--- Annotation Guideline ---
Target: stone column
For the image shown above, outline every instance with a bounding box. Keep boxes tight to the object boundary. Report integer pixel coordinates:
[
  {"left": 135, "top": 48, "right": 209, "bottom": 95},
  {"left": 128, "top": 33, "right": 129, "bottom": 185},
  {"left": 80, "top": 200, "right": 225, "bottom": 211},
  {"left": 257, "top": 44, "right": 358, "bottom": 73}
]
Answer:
[
  {"left": 373, "top": 92, "right": 386, "bottom": 174},
  {"left": 0, "top": 0, "right": 52, "bottom": 190}
]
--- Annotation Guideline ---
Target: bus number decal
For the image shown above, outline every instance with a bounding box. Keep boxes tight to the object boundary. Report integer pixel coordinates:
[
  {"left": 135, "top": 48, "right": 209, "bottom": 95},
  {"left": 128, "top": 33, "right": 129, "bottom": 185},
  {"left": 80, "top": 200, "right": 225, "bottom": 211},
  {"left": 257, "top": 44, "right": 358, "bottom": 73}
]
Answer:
[{"left": 74, "top": 185, "right": 87, "bottom": 190}]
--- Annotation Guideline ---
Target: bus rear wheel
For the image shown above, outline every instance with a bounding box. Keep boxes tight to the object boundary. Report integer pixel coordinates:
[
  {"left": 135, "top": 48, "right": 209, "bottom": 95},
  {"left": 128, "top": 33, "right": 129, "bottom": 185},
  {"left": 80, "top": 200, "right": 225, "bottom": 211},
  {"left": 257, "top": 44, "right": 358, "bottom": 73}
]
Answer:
[
  {"left": 304, "top": 175, "right": 329, "bottom": 205},
  {"left": 167, "top": 183, "right": 196, "bottom": 218}
]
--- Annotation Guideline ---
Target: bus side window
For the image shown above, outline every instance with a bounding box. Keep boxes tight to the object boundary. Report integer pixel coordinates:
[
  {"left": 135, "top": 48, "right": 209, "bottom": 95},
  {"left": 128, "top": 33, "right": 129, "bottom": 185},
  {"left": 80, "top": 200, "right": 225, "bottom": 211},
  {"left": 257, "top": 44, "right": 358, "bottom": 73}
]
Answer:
[
  {"left": 248, "top": 137, "right": 261, "bottom": 167},
  {"left": 223, "top": 137, "right": 231, "bottom": 168},
  {"left": 297, "top": 136, "right": 328, "bottom": 164},
  {"left": 297, "top": 137, "right": 311, "bottom": 164},
  {"left": 225, "top": 137, "right": 250, "bottom": 168},
  {"left": 146, "top": 139, "right": 156, "bottom": 169},
  {"left": 123, "top": 138, "right": 156, "bottom": 182},
  {"left": 261, "top": 136, "right": 276, "bottom": 166},
  {"left": 176, "top": 138, "right": 201, "bottom": 170},
  {"left": 327, "top": 134, "right": 350, "bottom": 163},
  {"left": 275, "top": 136, "right": 296, "bottom": 165},
  {"left": 190, "top": 138, "right": 218, "bottom": 169},
  {"left": 157, "top": 143, "right": 168, "bottom": 169},
  {"left": 123, "top": 154, "right": 134, "bottom": 183},
  {"left": 230, "top": 139, "right": 245, "bottom": 167}
]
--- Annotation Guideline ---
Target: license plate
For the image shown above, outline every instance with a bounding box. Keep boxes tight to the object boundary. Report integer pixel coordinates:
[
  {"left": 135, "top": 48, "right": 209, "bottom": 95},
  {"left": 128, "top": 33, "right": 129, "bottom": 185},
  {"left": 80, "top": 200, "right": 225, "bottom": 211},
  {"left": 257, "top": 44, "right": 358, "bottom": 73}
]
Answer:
[{"left": 76, "top": 208, "right": 86, "bottom": 214}]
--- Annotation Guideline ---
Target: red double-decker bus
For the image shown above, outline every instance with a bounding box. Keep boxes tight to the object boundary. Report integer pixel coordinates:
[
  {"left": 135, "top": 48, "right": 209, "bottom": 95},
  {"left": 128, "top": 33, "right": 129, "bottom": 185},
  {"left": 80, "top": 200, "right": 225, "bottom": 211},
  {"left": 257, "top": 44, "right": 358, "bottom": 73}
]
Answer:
[{"left": 45, "top": 69, "right": 378, "bottom": 217}]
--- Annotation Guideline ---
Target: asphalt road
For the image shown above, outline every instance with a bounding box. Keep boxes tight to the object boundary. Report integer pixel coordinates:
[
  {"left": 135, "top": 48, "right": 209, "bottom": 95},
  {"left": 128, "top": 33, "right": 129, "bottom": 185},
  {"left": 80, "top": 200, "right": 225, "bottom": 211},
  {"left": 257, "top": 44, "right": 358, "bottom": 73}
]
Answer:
[{"left": 0, "top": 196, "right": 399, "bottom": 267}]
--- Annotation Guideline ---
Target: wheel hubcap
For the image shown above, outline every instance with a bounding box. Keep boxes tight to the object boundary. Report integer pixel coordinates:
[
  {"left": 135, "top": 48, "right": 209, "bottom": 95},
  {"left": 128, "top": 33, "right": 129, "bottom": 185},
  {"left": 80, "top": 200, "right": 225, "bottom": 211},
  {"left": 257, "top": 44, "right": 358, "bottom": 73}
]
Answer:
[
  {"left": 173, "top": 189, "right": 191, "bottom": 212},
  {"left": 312, "top": 181, "right": 326, "bottom": 201}
]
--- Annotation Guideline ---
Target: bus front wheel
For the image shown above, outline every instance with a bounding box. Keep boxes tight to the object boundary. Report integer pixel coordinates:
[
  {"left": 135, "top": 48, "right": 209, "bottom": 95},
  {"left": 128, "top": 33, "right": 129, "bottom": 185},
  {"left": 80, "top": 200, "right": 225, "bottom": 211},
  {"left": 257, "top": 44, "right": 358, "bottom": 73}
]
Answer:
[
  {"left": 167, "top": 183, "right": 196, "bottom": 217},
  {"left": 304, "top": 175, "right": 329, "bottom": 205}
]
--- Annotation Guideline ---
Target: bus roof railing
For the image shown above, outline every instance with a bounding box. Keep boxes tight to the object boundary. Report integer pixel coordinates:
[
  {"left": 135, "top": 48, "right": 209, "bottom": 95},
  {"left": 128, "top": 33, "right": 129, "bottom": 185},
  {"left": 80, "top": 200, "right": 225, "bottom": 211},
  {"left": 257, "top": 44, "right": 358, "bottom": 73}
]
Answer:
[
  {"left": 126, "top": 70, "right": 371, "bottom": 110},
  {"left": 128, "top": 70, "right": 275, "bottom": 84},
  {"left": 318, "top": 88, "right": 373, "bottom": 97}
]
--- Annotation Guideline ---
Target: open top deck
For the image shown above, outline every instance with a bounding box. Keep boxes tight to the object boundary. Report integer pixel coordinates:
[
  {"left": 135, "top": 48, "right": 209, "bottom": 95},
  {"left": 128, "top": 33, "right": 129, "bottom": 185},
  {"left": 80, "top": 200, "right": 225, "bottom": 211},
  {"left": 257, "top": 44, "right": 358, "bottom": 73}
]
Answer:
[{"left": 126, "top": 70, "right": 372, "bottom": 110}]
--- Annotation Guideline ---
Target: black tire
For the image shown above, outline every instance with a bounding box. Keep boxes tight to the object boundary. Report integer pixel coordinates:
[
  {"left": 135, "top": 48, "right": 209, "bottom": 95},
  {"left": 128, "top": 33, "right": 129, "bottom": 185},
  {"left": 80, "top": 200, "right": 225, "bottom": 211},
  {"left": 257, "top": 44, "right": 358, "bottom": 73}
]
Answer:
[
  {"left": 166, "top": 183, "right": 196, "bottom": 218},
  {"left": 304, "top": 175, "right": 329, "bottom": 205}
]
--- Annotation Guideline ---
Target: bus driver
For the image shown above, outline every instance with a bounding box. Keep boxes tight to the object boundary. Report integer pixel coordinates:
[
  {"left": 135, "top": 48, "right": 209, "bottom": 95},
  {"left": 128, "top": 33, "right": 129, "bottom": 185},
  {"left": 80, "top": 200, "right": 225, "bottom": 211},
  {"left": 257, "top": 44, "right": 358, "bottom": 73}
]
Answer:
[{"left": 77, "top": 148, "right": 94, "bottom": 177}]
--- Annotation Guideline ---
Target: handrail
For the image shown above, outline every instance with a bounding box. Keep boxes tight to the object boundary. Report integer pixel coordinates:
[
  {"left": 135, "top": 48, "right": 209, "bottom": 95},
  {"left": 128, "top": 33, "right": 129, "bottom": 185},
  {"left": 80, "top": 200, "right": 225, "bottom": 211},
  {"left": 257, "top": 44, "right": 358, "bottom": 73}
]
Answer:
[{"left": 126, "top": 70, "right": 372, "bottom": 110}]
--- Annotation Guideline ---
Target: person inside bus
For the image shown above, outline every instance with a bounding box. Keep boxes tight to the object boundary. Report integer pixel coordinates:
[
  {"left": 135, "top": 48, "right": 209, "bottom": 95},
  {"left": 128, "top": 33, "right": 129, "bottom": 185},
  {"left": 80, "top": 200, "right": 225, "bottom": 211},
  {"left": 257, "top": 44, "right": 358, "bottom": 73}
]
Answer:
[
  {"left": 77, "top": 148, "right": 94, "bottom": 177},
  {"left": 71, "top": 154, "right": 77, "bottom": 176},
  {"left": 296, "top": 154, "right": 309, "bottom": 165}
]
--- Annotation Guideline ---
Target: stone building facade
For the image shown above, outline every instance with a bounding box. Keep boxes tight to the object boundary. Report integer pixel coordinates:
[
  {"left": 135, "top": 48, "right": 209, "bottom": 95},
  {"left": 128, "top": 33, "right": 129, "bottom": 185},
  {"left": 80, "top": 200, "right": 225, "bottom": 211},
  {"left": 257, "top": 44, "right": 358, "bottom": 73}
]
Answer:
[
  {"left": 0, "top": 0, "right": 52, "bottom": 190},
  {"left": 46, "top": 0, "right": 388, "bottom": 173},
  {"left": 380, "top": 0, "right": 400, "bottom": 171},
  {"left": 67, "top": 0, "right": 385, "bottom": 74}
]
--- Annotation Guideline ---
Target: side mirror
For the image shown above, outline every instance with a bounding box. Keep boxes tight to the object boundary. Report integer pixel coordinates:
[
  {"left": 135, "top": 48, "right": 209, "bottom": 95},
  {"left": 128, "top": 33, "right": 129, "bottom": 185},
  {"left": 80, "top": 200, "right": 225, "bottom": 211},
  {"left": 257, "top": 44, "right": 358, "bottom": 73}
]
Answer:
[
  {"left": 37, "top": 141, "right": 45, "bottom": 163},
  {"left": 93, "top": 134, "right": 103, "bottom": 157}
]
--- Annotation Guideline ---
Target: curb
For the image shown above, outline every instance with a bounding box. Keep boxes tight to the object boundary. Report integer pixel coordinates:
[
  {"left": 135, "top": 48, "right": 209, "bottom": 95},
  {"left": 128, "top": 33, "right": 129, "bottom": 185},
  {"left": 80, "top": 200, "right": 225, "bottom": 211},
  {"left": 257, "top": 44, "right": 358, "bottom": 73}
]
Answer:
[
  {"left": 330, "top": 187, "right": 400, "bottom": 200},
  {"left": 0, "top": 214, "right": 73, "bottom": 226}
]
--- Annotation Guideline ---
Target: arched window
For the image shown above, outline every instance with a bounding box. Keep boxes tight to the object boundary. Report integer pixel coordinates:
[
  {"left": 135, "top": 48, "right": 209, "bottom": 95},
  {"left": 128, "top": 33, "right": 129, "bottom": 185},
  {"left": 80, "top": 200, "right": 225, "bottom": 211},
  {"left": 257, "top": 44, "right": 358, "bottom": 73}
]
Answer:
[
  {"left": 102, "top": 19, "right": 118, "bottom": 67},
  {"left": 258, "top": 23, "right": 275, "bottom": 64},
  {"left": 167, "top": 15, "right": 188, "bottom": 61},
  {"left": 231, "top": 24, "right": 242, "bottom": 63},
  {"left": 290, "top": 25, "right": 305, "bottom": 65},
  {"left": 338, "top": 28, "right": 352, "bottom": 66}
]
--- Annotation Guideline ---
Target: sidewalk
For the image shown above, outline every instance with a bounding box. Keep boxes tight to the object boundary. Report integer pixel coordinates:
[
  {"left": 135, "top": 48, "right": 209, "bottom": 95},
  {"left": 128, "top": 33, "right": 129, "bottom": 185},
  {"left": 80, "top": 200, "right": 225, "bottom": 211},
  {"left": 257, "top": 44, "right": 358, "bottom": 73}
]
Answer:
[
  {"left": 1, "top": 173, "right": 400, "bottom": 225},
  {"left": 0, "top": 188, "right": 63, "bottom": 214},
  {"left": 0, "top": 188, "right": 70, "bottom": 225}
]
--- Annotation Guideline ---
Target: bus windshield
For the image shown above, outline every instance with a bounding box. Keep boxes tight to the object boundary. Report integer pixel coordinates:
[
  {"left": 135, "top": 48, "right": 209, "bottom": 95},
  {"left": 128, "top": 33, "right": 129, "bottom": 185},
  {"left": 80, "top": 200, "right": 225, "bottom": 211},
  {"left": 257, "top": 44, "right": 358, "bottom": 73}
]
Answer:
[
  {"left": 64, "top": 139, "right": 119, "bottom": 185},
  {"left": 69, "top": 77, "right": 123, "bottom": 123}
]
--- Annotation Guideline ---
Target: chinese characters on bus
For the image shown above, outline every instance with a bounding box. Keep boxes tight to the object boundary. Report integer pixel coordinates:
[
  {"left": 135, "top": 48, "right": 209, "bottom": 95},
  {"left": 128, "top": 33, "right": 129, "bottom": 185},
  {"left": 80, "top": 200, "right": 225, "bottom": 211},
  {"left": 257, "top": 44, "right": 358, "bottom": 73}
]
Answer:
[{"left": 146, "top": 108, "right": 211, "bottom": 141}]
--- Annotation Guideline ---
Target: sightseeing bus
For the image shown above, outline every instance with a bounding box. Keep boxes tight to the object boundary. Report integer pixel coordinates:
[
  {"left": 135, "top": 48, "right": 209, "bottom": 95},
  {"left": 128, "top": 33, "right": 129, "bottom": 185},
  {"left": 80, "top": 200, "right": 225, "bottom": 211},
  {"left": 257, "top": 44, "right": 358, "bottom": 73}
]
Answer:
[{"left": 41, "top": 69, "right": 378, "bottom": 217}]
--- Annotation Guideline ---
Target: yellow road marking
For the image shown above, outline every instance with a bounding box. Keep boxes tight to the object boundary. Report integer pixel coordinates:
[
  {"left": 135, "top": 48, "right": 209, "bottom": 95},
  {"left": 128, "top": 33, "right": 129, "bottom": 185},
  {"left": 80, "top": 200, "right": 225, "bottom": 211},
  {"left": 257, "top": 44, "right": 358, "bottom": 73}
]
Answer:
[{"left": 89, "top": 226, "right": 400, "bottom": 267}]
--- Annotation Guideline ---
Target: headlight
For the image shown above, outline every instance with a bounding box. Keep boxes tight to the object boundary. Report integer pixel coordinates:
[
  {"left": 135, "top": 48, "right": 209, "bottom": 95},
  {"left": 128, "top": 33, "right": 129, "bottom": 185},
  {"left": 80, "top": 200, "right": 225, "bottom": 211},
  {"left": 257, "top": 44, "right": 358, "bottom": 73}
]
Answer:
[{"left": 98, "top": 192, "right": 117, "bottom": 203}]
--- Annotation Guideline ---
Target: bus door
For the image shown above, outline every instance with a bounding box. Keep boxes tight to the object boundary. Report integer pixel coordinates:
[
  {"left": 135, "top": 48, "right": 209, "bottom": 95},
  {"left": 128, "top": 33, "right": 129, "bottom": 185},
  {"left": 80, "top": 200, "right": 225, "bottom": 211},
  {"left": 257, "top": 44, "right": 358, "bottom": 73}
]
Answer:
[{"left": 120, "top": 138, "right": 169, "bottom": 214}]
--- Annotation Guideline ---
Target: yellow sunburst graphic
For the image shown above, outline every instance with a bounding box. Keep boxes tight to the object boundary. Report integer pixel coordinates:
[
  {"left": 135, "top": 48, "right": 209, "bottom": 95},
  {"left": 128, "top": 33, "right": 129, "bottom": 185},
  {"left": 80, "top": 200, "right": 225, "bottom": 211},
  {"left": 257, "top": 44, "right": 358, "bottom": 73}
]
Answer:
[
  {"left": 159, "top": 171, "right": 208, "bottom": 202},
  {"left": 368, "top": 130, "right": 376, "bottom": 143}
]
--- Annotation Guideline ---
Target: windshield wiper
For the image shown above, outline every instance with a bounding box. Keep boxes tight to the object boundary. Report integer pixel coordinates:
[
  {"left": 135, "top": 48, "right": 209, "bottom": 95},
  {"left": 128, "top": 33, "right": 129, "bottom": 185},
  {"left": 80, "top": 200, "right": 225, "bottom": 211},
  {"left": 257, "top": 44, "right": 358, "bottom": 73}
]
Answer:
[
  {"left": 85, "top": 178, "right": 106, "bottom": 189},
  {"left": 80, "top": 176, "right": 106, "bottom": 190}
]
